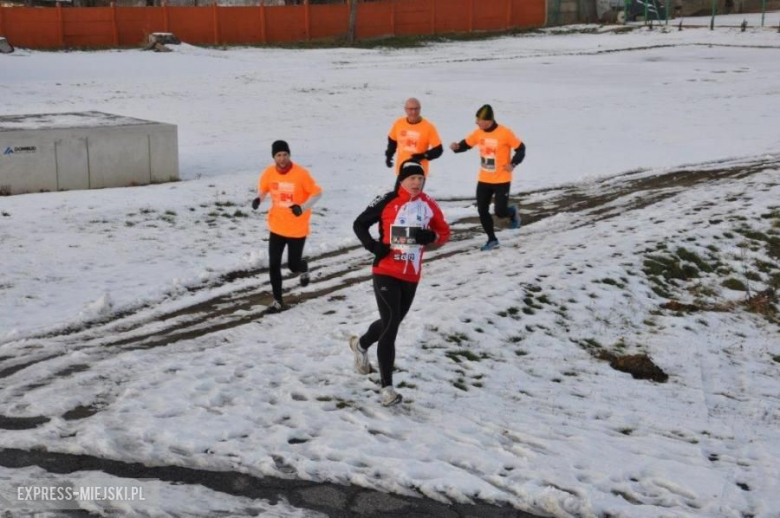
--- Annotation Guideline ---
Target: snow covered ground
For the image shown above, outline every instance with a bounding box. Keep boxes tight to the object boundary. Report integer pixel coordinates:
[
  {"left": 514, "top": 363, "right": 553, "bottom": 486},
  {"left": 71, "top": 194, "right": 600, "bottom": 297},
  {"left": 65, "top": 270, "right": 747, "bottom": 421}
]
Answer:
[{"left": 1, "top": 16, "right": 780, "bottom": 517}]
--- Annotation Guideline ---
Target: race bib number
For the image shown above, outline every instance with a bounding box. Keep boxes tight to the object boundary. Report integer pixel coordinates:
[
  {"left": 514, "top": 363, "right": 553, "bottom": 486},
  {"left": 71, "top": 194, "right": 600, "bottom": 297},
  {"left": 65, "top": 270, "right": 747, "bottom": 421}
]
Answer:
[
  {"left": 390, "top": 225, "right": 422, "bottom": 253},
  {"left": 480, "top": 138, "right": 498, "bottom": 172},
  {"left": 271, "top": 181, "right": 295, "bottom": 208},
  {"left": 402, "top": 130, "right": 421, "bottom": 152}
]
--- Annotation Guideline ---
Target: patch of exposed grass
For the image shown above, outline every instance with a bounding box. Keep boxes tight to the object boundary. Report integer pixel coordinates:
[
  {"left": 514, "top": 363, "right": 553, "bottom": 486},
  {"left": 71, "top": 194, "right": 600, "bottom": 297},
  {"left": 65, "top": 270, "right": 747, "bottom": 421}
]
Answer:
[
  {"left": 755, "top": 259, "right": 775, "bottom": 273},
  {"left": 676, "top": 247, "right": 715, "bottom": 273},
  {"left": 445, "top": 349, "right": 482, "bottom": 363},
  {"left": 722, "top": 278, "right": 748, "bottom": 291},
  {"left": 453, "top": 380, "right": 469, "bottom": 392},
  {"left": 643, "top": 255, "right": 700, "bottom": 281},
  {"left": 445, "top": 332, "right": 469, "bottom": 345},
  {"left": 575, "top": 338, "right": 602, "bottom": 352}
]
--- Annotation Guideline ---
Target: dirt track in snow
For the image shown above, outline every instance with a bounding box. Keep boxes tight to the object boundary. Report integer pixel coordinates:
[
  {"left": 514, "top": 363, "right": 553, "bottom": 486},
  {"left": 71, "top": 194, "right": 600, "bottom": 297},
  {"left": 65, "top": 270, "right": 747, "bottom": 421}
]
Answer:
[{"left": 0, "top": 154, "right": 777, "bottom": 517}]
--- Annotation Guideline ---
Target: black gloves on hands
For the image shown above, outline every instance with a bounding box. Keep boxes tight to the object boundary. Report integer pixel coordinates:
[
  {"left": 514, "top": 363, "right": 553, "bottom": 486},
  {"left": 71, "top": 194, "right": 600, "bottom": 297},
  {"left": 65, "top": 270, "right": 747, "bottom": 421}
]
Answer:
[
  {"left": 415, "top": 229, "right": 437, "bottom": 245},
  {"left": 385, "top": 155, "right": 394, "bottom": 168},
  {"left": 410, "top": 153, "right": 427, "bottom": 162},
  {"left": 251, "top": 197, "right": 260, "bottom": 210},
  {"left": 290, "top": 204, "right": 303, "bottom": 217},
  {"left": 373, "top": 241, "right": 391, "bottom": 260}
]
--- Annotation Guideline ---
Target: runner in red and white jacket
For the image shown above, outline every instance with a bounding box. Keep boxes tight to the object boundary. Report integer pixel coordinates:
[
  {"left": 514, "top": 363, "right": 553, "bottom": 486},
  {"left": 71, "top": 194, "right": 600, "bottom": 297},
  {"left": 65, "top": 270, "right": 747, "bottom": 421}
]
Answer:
[{"left": 350, "top": 160, "right": 450, "bottom": 407}]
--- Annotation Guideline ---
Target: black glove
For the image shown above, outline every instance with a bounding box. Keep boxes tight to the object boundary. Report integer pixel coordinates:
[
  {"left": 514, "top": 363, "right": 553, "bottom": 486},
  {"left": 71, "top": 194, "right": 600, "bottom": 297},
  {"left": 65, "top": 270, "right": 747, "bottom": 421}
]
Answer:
[
  {"left": 251, "top": 197, "right": 260, "bottom": 210},
  {"left": 385, "top": 155, "right": 393, "bottom": 168},
  {"left": 290, "top": 204, "right": 303, "bottom": 217},
  {"left": 410, "top": 153, "right": 427, "bottom": 162},
  {"left": 373, "top": 241, "right": 391, "bottom": 260},
  {"left": 415, "top": 229, "right": 437, "bottom": 245}
]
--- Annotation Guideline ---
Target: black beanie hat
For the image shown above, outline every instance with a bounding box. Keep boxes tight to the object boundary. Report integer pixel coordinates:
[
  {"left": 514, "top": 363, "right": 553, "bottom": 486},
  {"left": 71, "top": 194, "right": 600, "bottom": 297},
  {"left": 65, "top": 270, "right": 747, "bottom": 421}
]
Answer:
[
  {"left": 272, "top": 140, "right": 290, "bottom": 156},
  {"left": 396, "top": 160, "right": 426, "bottom": 189},
  {"left": 475, "top": 104, "right": 494, "bottom": 121}
]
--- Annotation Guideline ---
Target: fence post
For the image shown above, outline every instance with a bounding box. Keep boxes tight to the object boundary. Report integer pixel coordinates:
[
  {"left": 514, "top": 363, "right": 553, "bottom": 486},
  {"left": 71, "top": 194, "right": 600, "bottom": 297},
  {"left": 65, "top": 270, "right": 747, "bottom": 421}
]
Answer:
[
  {"left": 56, "top": 1, "right": 64, "bottom": 48},
  {"left": 259, "top": 2, "right": 266, "bottom": 43},
  {"left": 163, "top": 1, "right": 169, "bottom": 33},
  {"left": 390, "top": 0, "right": 395, "bottom": 36},
  {"left": 347, "top": 0, "right": 356, "bottom": 43},
  {"left": 304, "top": 0, "right": 310, "bottom": 41},
  {"left": 111, "top": 2, "right": 119, "bottom": 46},
  {"left": 468, "top": 0, "right": 473, "bottom": 32},
  {"left": 0, "top": 7, "right": 5, "bottom": 39},
  {"left": 212, "top": 1, "right": 219, "bottom": 45},
  {"left": 506, "top": 0, "right": 512, "bottom": 29},
  {"left": 430, "top": 0, "right": 435, "bottom": 35}
]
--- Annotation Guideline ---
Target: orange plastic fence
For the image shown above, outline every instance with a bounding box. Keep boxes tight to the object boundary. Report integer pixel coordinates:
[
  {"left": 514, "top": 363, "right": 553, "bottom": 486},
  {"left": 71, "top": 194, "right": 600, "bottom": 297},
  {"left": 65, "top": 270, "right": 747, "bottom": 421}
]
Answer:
[{"left": 0, "top": 0, "right": 545, "bottom": 50}]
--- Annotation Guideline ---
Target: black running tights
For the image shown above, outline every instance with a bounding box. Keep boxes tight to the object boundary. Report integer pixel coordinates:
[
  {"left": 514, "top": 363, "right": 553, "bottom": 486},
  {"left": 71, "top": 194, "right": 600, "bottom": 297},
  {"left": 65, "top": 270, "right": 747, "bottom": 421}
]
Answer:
[
  {"left": 476, "top": 181, "right": 511, "bottom": 242},
  {"left": 359, "top": 274, "right": 418, "bottom": 388},
  {"left": 268, "top": 232, "right": 306, "bottom": 302}
]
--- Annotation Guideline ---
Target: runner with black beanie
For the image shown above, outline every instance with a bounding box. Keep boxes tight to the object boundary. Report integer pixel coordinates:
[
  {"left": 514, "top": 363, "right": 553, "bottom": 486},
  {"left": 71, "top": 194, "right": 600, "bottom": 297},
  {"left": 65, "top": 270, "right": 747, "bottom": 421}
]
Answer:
[{"left": 351, "top": 160, "right": 450, "bottom": 406}]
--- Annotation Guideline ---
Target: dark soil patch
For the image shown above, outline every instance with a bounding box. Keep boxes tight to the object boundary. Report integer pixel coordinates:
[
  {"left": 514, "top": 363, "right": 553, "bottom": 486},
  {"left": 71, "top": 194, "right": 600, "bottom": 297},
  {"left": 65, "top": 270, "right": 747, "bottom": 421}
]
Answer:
[
  {"left": 597, "top": 352, "right": 669, "bottom": 383},
  {"left": 743, "top": 289, "right": 778, "bottom": 318},
  {"left": 0, "top": 414, "right": 50, "bottom": 430},
  {"left": 661, "top": 300, "right": 701, "bottom": 312},
  {"left": 62, "top": 404, "right": 102, "bottom": 421}
]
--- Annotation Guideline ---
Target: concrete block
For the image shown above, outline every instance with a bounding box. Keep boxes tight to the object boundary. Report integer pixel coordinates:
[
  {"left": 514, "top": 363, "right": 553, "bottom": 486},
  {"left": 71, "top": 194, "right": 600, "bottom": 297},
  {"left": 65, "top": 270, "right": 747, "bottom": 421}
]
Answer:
[
  {"left": 0, "top": 37, "right": 13, "bottom": 54},
  {"left": 55, "top": 136, "right": 90, "bottom": 191},
  {"left": 0, "top": 112, "right": 179, "bottom": 195}
]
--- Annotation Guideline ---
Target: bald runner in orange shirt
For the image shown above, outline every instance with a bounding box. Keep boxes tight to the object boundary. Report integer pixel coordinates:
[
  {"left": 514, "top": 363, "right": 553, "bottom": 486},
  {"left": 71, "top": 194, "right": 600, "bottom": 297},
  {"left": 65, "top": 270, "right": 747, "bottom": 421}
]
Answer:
[{"left": 385, "top": 98, "right": 443, "bottom": 177}]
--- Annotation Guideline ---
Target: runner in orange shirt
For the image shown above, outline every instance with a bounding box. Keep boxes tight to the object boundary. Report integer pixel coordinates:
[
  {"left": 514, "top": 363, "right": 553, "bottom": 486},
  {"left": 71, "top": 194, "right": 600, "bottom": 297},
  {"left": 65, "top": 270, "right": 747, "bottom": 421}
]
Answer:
[
  {"left": 385, "top": 98, "right": 443, "bottom": 177},
  {"left": 450, "top": 104, "right": 526, "bottom": 251},
  {"left": 251, "top": 140, "right": 323, "bottom": 311}
]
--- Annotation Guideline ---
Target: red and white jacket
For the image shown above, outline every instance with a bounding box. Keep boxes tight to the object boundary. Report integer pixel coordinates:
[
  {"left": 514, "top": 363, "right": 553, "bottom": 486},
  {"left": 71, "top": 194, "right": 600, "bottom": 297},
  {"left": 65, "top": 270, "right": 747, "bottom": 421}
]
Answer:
[{"left": 354, "top": 186, "right": 450, "bottom": 283}]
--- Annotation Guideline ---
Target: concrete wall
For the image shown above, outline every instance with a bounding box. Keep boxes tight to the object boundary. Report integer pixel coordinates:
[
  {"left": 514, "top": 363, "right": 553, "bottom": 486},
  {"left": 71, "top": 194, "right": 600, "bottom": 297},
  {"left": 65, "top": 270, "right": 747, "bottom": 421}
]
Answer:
[{"left": 0, "top": 112, "right": 178, "bottom": 195}]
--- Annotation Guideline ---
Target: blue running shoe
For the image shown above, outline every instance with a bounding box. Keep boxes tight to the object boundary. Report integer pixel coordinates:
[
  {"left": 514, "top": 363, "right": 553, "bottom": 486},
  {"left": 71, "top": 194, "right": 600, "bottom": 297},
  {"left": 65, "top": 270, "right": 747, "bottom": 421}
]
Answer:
[
  {"left": 480, "top": 239, "right": 500, "bottom": 251},
  {"left": 509, "top": 205, "right": 521, "bottom": 230}
]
